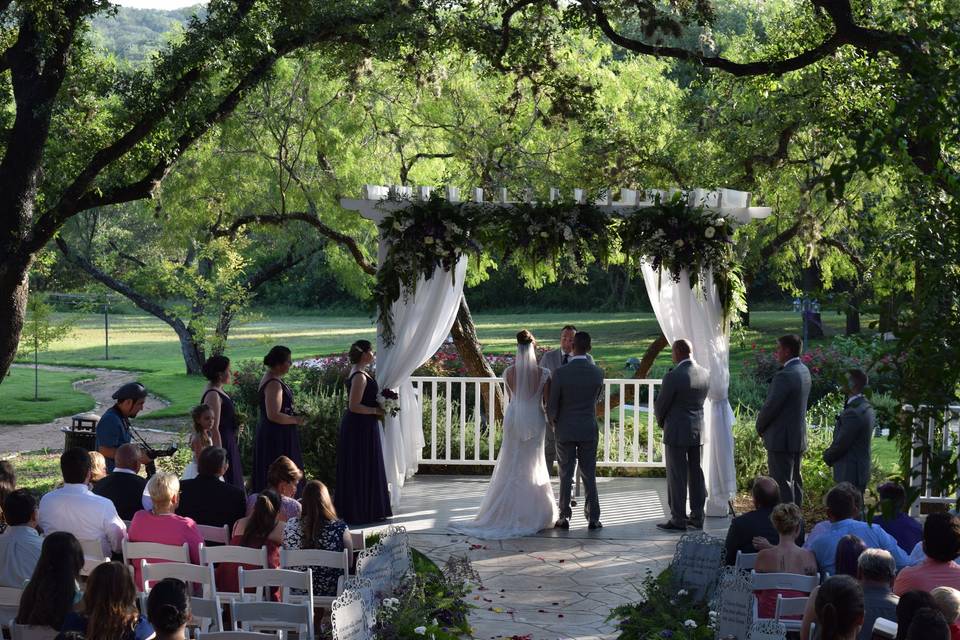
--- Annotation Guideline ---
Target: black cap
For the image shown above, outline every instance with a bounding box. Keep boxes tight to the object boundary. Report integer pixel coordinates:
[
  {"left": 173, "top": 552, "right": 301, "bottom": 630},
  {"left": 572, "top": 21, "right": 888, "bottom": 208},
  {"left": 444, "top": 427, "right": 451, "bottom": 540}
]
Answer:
[{"left": 112, "top": 382, "right": 147, "bottom": 401}]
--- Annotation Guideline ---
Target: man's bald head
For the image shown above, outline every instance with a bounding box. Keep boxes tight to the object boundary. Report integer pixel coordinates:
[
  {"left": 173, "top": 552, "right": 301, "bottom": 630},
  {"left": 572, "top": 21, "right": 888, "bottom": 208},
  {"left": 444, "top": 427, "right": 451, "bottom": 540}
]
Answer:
[
  {"left": 115, "top": 443, "right": 141, "bottom": 473},
  {"left": 752, "top": 476, "right": 780, "bottom": 509},
  {"left": 672, "top": 339, "right": 693, "bottom": 364}
]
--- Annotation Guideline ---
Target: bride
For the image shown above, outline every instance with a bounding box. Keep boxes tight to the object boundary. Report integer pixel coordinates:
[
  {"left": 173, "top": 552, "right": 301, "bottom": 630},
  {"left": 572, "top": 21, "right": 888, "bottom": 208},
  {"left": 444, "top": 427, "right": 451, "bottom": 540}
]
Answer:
[{"left": 451, "top": 329, "right": 559, "bottom": 539}]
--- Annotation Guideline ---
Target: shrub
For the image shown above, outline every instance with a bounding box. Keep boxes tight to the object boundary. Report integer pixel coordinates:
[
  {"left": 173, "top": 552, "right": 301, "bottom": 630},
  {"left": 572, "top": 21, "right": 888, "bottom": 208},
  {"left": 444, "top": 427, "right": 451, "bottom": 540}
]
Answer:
[
  {"left": 296, "top": 388, "right": 347, "bottom": 489},
  {"left": 608, "top": 567, "right": 713, "bottom": 640}
]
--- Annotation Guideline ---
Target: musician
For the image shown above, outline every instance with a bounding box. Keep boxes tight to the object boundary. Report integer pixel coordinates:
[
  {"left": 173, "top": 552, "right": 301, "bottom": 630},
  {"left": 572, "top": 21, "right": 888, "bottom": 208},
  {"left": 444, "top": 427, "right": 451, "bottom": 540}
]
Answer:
[{"left": 96, "top": 382, "right": 152, "bottom": 473}]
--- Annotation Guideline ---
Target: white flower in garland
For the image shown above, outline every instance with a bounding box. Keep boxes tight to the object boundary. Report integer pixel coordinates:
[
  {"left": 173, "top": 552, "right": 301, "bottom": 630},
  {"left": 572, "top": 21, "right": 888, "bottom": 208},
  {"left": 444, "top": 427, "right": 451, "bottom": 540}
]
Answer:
[
  {"left": 704, "top": 226, "right": 716, "bottom": 239},
  {"left": 539, "top": 231, "right": 550, "bottom": 238},
  {"left": 674, "top": 239, "right": 685, "bottom": 248},
  {"left": 563, "top": 225, "right": 574, "bottom": 240},
  {"left": 424, "top": 236, "right": 434, "bottom": 245},
  {"left": 684, "top": 620, "right": 698, "bottom": 629},
  {"left": 414, "top": 626, "right": 427, "bottom": 635}
]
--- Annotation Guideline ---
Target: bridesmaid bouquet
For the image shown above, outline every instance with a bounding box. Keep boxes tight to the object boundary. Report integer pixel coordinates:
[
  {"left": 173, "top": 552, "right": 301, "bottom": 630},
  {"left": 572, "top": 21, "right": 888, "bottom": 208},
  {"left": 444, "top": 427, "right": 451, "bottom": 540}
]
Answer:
[{"left": 380, "top": 388, "right": 400, "bottom": 417}]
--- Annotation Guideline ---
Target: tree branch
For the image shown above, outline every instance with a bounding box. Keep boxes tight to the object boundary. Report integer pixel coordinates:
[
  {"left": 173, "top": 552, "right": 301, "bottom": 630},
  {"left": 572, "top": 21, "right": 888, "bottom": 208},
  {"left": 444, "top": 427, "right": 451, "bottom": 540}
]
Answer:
[
  {"left": 244, "top": 247, "right": 320, "bottom": 291},
  {"left": 107, "top": 240, "right": 147, "bottom": 268},
  {"left": 744, "top": 123, "right": 798, "bottom": 183},
  {"left": 819, "top": 237, "right": 865, "bottom": 272}
]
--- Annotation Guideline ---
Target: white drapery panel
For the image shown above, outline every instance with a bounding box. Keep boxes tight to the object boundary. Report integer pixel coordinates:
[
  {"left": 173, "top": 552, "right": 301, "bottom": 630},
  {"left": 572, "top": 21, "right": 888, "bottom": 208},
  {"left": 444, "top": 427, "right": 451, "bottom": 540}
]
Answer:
[
  {"left": 376, "top": 258, "right": 467, "bottom": 508},
  {"left": 641, "top": 265, "right": 737, "bottom": 516}
]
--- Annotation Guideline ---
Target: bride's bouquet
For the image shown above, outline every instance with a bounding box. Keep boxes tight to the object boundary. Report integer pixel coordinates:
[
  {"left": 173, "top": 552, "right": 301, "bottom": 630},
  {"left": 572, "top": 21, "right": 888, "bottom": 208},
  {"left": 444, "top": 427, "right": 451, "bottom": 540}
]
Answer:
[{"left": 380, "top": 388, "right": 400, "bottom": 418}]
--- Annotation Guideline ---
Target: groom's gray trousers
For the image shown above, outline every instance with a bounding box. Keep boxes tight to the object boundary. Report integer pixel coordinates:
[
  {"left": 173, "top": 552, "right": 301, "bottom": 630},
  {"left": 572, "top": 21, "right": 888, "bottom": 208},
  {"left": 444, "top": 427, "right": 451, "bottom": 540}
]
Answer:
[{"left": 557, "top": 438, "right": 599, "bottom": 522}]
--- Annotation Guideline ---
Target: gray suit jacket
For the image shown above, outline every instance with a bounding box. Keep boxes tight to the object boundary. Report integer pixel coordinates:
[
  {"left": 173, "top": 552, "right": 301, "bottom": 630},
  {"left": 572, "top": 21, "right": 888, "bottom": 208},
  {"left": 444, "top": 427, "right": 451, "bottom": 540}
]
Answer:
[
  {"left": 654, "top": 360, "right": 711, "bottom": 447},
  {"left": 547, "top": 358, "right": 605, "bottom": 442},
  {"left": 756, "top": 359, "right": 811, "bottom": 453},
  {"left": 823, "top": 396, "right": 875, "bottom": 489},
  {"left": 540, "top": 349, "right": 593, "bottom": 376}
]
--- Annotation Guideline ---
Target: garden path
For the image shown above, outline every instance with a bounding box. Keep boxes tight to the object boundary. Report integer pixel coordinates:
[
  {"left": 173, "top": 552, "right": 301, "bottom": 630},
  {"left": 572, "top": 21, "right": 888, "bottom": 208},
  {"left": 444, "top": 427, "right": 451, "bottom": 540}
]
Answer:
[
  {"left": 0, "top": 364, "right": 180, "bottom": 455},
  {"left": 388, "top": 474, "right": 731, "bottom": 640}
]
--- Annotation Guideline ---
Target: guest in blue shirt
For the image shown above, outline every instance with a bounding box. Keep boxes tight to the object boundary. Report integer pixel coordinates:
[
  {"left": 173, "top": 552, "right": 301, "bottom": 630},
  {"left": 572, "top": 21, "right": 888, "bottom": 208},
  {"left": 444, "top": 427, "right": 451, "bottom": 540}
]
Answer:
[
  {"left": 0, "top": 490, "right": 42, "bottom": 588},
  {"left": 806, "top": 482, "right": 909, "bottom": 574},
  {"left": 873, "top": 482, "right": 923, "bottom": 554},
  {"left": 96, "top": 382, "right": 149, "bottom": 472}
]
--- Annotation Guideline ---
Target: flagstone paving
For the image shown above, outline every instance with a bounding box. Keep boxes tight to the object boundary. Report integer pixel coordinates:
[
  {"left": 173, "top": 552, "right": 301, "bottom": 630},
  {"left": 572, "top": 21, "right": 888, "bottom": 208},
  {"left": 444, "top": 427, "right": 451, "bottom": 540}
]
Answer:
[{"left": 386, "top": 475, "right": 733, "bottom": 640}]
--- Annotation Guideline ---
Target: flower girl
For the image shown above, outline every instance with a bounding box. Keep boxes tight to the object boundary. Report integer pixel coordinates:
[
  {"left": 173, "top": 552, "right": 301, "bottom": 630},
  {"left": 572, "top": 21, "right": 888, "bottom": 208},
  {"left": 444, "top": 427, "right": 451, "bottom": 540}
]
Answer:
[{"left": 182, "top": 404, "right": 214, "bottom": 480}]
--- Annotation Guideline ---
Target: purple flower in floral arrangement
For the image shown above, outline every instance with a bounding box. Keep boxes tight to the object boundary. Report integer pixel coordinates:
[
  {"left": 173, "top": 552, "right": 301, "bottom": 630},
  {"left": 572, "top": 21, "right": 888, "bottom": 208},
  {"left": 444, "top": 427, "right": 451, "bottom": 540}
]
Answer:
[
  {"left": 660, "top": 630, "right": 673, "bottom": 638},
  {"left": 380, "top": 388, "right": 400, "bottom": 417}
]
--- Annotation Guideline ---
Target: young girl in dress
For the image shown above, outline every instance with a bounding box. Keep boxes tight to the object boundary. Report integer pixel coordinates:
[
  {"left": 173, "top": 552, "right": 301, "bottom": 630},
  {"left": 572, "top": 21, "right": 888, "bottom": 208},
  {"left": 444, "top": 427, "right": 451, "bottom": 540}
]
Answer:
[{"left": 181, "top": 404, "right": 214, "bottom": 480}]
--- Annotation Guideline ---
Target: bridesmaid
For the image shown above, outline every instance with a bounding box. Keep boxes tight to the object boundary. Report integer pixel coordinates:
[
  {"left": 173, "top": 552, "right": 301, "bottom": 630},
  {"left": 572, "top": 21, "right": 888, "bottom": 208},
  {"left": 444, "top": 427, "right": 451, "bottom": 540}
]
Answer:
[
  {"left": 252, "top": 346, "right": 305, "bottom": 494},
  {"left": 334, "top": 340, "right": 392, "bottom": 524},
  {"left": 201, "top": 355, "right": 245, "bottom": 488}
]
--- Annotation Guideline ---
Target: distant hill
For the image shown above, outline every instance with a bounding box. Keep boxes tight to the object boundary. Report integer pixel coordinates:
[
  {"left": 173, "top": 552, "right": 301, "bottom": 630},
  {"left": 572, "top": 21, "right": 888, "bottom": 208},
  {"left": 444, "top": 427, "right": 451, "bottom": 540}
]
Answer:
[{"left": 90, "top": 5, "right": 204, "bottom": 64}]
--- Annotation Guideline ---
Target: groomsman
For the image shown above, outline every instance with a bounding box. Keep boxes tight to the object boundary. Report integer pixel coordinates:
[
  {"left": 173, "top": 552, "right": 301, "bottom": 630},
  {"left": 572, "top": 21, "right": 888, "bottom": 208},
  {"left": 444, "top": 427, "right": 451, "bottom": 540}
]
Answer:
[
  {"left": 756, "top": 334, "right": 811, "bottom": 506},
  {"left": 654, "top": 340, "right": 710, "bottom": 531},
  {"left": 541, "top": 325, "right": 593, "bottom": 475},
  {"left": 823, "top": 369, "right": 875, "bottom": 494}
]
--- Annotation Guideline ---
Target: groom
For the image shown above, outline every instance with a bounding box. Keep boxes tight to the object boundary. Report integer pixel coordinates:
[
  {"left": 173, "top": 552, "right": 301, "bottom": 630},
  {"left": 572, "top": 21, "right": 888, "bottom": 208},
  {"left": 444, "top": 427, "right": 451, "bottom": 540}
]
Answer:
[{"left": 547, "top": 331, "right": 605, "bottom": 530}]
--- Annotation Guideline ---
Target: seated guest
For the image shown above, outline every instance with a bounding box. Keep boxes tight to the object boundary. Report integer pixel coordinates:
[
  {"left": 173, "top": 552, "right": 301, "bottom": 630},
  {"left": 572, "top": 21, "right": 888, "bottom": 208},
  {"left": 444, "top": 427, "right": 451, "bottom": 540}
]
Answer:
[
  {"left": 147, "top": 578, "right": 191, "bottom": 640},
  {"left": 755, "top": 502, "right": 818, "bottom": 618},
  {"left": 89, "top": 451, "right": 108, "bottom": 483},
  {"left": 816, "top": 575, "right": 865, "bottom": 640},
  {"left": 836, "top": 534, "right": 868, "bottom": 577},
  {"left": 0, "top": 459, "right": 15, "bottom": 534},
  {"left": 216, "top": 490, "right": 284, "bottom": 600},
  {"left": 805, "top": 482, "right": 864, "bottom": 548},
  {"left": 894, "top": 513, "right": 960, "bottom": 595},
  {"left": 38, "top": 446, "right": 126, "bottom": 557},
  {"left": 177, "top": 446, "right": 246, "bottom": 529},
  {"left": 873, "top": 482, "right": 923, "bottom": 554},
  {"left": 932, "top": 588, "right": 960, "bottom": 640},
  {"left": 857, "top": 549, "right": 899, "bottom": 640},
  {"left": 247, "top": 455, "right": 303, "bottom": 522},
  {"left": 15, "top": 532, "right": 84, "bottom": 630},
  {"left": 905, "top": 608, "right": 951, "bottom": 640},
  {"left": 92, "top": 443, "right": 148, "bottom": 521},
  {"left": 128, "top": 472, "right": 203, "bottom": 588},
  {"left": 725, "top": 476, "right": 805, "bottom": 564},
  {"left": 283, "top": 480, "right": 353, "bottom": 597},
  {"left": 897, "top": 592, "right": 939, "bottom": 640},
  {"left": 807, "top": 484, "right": 908, "bottom": 575},
  {"left": 58, "top": 561, "right": 154, "bottom": 640},
  {"left": 0, "top": 489, "right": 42, "bottom": 587}
]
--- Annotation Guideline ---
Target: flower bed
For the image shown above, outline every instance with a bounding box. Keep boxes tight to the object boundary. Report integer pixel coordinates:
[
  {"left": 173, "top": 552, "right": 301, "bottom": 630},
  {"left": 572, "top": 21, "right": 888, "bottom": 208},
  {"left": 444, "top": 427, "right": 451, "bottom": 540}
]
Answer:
[{"left": 608, "top": 567, "right": 713, "bottom": 640}]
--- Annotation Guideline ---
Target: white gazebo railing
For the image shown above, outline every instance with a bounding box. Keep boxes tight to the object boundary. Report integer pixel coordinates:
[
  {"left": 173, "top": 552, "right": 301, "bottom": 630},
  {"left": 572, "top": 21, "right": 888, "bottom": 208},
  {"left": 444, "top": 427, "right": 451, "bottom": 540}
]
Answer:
[
  {"left": 905, "top": 404, "right": 960, "bottom": 516},
  {"left": 411, "top": 376, "right": 665, "bottom": 468}
]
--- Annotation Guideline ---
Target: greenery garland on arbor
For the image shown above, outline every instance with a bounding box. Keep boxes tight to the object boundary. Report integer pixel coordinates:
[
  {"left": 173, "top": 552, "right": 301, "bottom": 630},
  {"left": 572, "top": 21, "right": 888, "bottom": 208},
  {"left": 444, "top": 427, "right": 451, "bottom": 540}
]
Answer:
[{"left": 373, "top": 191, "right": 745, "bottom": 345}]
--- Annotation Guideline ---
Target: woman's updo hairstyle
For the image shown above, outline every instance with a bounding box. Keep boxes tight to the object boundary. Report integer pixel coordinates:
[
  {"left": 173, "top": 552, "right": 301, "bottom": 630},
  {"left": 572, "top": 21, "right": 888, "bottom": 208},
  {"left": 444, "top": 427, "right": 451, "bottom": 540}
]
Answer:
[
  {"left": 146, "top": 577, "right": 190, "bottom": 634},
  {"left": 516, "top": 330, "right": 535, "bottom": 345},
  {"left": 770, "top": 502, "right": 802, "bottom": 536},
  {"left": 349, "top": 340, "right": 373, "bottom": 364},
  {"left": 816, "top": 575, "right": 864, "bottom": 640},
  {"left": 201, "top": 355, "right": 230, "bottom": 382},
  {"left": 263, "top": 345, "right": 292, "bottom": 368}
]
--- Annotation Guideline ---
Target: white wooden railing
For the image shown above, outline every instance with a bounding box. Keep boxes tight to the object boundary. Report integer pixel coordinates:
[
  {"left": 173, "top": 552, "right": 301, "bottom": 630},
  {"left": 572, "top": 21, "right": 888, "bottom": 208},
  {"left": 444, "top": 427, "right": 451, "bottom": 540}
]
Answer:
[
  {"left": 905, "top": 404, "right": 960, "bottom": 516},
  {"left": 410, "top": 376, "right": 665, "bottom": 468}
]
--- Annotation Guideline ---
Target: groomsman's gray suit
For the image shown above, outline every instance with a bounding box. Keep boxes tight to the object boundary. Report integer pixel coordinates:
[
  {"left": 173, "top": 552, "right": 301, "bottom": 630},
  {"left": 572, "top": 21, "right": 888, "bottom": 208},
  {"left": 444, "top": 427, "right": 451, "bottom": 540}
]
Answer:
[
  {"left": 823, "top": 396, "right": 875, "bottom": 494},
  {"left": 654, "top": 359, "right": 711, "bottom": 527},
  {"left": 756, "top": 358, "right": 811, "bottom": 506},
  {"left": 547, "top": 357, "right": 605, "bottom": 523},
  {"left": 540, "top": 349, "right": 594, "bottom": 473}
]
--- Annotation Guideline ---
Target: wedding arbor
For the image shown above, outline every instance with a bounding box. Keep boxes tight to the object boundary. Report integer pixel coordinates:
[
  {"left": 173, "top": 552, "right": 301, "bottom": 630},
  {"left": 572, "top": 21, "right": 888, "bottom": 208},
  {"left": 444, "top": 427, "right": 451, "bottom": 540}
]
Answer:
[{"left": 341, "top": 185, "right": 771, "bottom": 516}]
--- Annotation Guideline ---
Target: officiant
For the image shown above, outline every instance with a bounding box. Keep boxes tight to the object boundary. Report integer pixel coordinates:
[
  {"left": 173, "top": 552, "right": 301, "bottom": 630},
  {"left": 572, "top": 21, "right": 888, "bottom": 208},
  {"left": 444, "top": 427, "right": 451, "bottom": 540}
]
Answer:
[{"left": 540, "top": 325, "right": 593, "bottom": 475}]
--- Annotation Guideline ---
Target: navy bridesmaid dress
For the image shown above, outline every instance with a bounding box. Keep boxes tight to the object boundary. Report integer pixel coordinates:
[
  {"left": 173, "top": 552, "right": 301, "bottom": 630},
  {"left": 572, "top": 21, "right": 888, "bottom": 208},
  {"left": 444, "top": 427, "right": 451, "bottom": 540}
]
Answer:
[
  {"left": 334, "top": 371, "right": 392, "bottom": 524},
  {"left": 202, "top": 388, "right": 245, "bottom": 489},
  {"left": 252, "top": 378, "right": 304, "bottom": 493}
]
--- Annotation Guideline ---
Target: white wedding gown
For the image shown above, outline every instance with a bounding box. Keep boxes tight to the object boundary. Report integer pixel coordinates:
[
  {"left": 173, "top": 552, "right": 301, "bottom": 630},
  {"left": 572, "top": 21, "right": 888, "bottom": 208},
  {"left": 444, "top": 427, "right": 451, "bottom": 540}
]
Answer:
[{"left": 450, "top": 355, "right": 558, "bottom": 539}]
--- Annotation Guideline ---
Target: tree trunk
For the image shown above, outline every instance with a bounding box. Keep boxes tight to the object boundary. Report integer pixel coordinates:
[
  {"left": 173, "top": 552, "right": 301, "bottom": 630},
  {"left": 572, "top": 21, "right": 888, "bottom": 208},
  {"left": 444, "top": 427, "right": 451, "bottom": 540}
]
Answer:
[
  {"left": 450, "top": 295, "right": 505, "bottom": 423},
  {"left": 635, "top": 333, "right": 669, "bottom": 379},
  {"left": 173, "top": 321, "right": 206, "bottom": 375},
  {"left": 845, "top": 292, "right": 862, "bottom": 335},
  {"left": 0, "top": 260, "right": 30, "bottom": 383}
]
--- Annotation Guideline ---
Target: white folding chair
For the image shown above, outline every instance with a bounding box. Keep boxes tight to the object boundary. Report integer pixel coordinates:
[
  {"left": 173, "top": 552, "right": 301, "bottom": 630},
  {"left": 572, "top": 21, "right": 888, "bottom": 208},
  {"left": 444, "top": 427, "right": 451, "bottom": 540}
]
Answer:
[
  {"left": 77, "top": 537, "right": 110, "bottom": 576},
  {"left": 200, "top": 544, "right": 269, "bottom": 605},
  {"left": 189, "top": 595, "right": 225, "bottom": 636},
  {"left": 0, "top": 586, "right": 23, "bottom": 630},
  {"left": 237, "top": 567, "right": 314, "bottom": 638},
  {"left": 197, "top": 524, "right": 231, "bottom": 546},
  {"left": 141, "top": 560, "right": 216, "bottom": 597},
  {"left": 10, "top": 624, "right": 58, "bottom": 640},
  {"left": 735, "top": 550, "right": 758, "bottom": 571},
  {"left": 196, "top": 632, "right": 280, "bottom": 639},
  {"left": 122, "top": 540, "right": 190, "bottom": 592},
  {"left": 279, "top": 548, "right": 349, "bottom": 608},
  {"left": 873, "top": 617, "right": 898, "bottom": 640},
  {"left": 750, "top": 572, "right": 819, "bottom": 621},
  {"left": 231, "top": 601, "right": 313, "bottom": 640},
  {"left": 774, "top": 594, "right": 809, "bottom": 630}
]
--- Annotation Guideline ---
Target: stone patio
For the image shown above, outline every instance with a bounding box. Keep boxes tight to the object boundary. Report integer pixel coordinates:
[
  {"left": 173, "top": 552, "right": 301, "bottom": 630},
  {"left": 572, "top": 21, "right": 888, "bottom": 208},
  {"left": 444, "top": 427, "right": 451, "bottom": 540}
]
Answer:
[{"left": 384, "top": 475, "right": 733, "bottom": 640}]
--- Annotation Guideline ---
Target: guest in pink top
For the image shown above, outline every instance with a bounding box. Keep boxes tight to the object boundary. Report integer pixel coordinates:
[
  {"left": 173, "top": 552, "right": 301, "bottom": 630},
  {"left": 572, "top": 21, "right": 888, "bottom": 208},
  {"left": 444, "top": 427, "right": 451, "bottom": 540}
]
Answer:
[
  {"left": 894, "top": 513, "right": 960, "bottom": 596},
  {"left": 128, "top": 472, "right": 203, "bottom": 588}
]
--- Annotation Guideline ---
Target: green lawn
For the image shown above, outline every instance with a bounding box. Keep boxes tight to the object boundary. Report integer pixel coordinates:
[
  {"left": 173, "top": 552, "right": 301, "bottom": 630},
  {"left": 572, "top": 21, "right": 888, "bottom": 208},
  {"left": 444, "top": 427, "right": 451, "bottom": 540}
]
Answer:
[
  {"left": 0, "top": 367, "right": 95, "bottom": 424},
  {"left": 6, "top": 451, "right": 62, "bottom": 496},
  {"left": 6, "top": 308, "right": 867, "bottom": 420}
]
